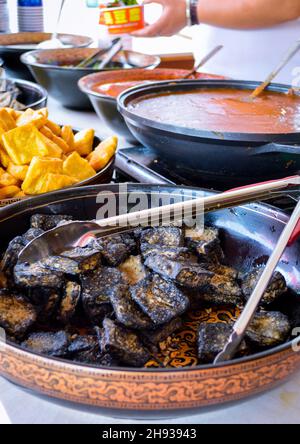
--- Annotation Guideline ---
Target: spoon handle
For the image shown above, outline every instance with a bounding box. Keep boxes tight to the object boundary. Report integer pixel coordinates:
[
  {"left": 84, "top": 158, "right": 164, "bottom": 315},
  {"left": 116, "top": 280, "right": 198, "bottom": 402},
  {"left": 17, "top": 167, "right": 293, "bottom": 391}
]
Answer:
[
  {"left": 251, "top": 39, "right": 300, "bottom": 99},
  {"left": 184, "top": 45, "right": 223, "bottom": 79},
  {"left": 52, "top": 0, "right": 66, "bottom": 40}
]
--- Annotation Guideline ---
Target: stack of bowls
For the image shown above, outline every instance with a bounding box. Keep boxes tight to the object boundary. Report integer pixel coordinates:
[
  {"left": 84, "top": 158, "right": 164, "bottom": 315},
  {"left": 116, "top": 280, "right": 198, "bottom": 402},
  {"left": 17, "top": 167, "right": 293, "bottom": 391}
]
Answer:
[
  {"left": 17, "top": 0, "right": 44, "bottom": 32},
  {"left": 0, "top": 0, "right": 9, "bottom": 32}
]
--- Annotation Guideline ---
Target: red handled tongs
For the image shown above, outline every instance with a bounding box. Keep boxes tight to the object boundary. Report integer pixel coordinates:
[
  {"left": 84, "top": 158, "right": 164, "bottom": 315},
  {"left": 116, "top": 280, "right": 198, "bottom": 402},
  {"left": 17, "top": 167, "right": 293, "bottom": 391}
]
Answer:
[
  {"left": 215, "top": 181, "right": 300, "bottom": 364},
  {"left": 17, "top": 175, "right": 300, "bottom": 266}
]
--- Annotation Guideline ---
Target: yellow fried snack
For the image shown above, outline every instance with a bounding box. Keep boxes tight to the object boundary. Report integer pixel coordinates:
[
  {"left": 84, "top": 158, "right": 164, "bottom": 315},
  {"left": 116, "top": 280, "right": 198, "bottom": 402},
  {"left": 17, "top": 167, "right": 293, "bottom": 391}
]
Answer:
[
  {"left": 36, "top": 173, "right": 77, "bottom": 194},
  {"left": 0, "top": 171, "right": 19, "bottom": 187},
  {"left": 14, "top": 190, "right": 26, "bottom": 198},
  {"left": 0, "top": 108, "right": 16, "bottom": 131},
  {"left": 46, "top": 119, "right": 61, "bottom": 136},
  {"left": 40, "top": 133, "right": 63, "bottom": 158},
  {"left": 61, "top": 125, "right": 75, "bottom": 153},
  {"left": 22, "top": 156, "right": 63, "bottom": 195},
  {"left": 88, "top": 136, "right": 118, "bottom": 171},
  {"left": 2, "top": 124, "right": 49, "bottom": 165},
  {"left": 51, "top": 134, "right": 69, "bottom": 153},
  {"left": 0, "top": 146, "right": 10, "bottom": 168},
  {"left": 40, "top": 125, "right": 54, "bottom": 140},
  {"left": 7, "top": 162, "right": 29, "bottom": 181},
  {"left": 16, "top": 108, "right": 48, "bottom": 129},
  {"left": 0, "top": 185, "right": 20, "bottom": 199},
  {"left": 63, "top": 151, "right": 96, "bottom": 182},
  {"left": 74, "top": 129, "right": 95, "bottom": 156}
]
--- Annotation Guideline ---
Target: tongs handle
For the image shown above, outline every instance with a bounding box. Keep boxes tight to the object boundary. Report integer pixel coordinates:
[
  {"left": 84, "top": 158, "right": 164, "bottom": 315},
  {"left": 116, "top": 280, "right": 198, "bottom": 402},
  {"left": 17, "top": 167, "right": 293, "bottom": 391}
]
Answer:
[
  {"left": 97, "top": 176, "right": 300, "bottom": 231},
  {"left": 228, "top": 176, "right": 300, "bottom": 246}
]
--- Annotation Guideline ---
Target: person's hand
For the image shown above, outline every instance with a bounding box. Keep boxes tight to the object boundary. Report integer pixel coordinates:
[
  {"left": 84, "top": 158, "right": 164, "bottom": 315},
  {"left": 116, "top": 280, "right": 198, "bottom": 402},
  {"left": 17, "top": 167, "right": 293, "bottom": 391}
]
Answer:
[{"left": 132, "top": 0, "right": 187, "bottom": 37}]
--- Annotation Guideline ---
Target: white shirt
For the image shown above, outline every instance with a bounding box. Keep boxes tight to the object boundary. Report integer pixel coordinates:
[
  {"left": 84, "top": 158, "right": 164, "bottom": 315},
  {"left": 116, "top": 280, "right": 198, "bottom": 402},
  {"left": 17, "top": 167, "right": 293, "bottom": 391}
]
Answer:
[{"left": 193, "top": 19, "right": 300, "bottom": 86}]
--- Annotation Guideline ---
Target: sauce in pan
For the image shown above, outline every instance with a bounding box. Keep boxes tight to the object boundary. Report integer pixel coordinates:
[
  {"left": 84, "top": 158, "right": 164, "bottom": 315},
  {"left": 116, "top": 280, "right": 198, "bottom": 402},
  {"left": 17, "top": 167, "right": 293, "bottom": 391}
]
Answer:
[
  {"left": 94, "top": 81, "right": 148, "bottom": 98},
  {"left": 127, "top": 88, "right": 300, "bottom": 134}
]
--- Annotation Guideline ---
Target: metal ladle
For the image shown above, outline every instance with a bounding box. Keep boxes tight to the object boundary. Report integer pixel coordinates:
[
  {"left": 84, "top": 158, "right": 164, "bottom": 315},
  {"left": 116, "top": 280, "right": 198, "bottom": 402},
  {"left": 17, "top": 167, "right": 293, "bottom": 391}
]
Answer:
[{"left": 38, "top": 0, "right": 67, "bottom": 49}]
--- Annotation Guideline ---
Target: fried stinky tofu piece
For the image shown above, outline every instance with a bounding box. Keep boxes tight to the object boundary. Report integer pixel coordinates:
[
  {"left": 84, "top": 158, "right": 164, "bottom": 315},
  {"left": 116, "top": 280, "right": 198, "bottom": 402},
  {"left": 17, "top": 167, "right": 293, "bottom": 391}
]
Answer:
[
  {"left": 81, "top": 267, "right": 121, "bottom": 323},
  {"left": 21, "top": 331, "right": 70, "bottom": 357},
  {"left": 140, "top": 226, "right": 184, "bottom": 248},
  {"left": 57, "top": 281, "right": 81, "bottom": 324},
  {"left": 130, "top": 274, "right": 189, "bottom": 325},
  {"left": 109, "top": 284, "right": 154, "bottom": 330},
  {"left": 141, "top": 245, "right": 197, "bottom": 262},
  {"left": 0, "top": 291, "right": 37, "bottom": 338},
  {"left": 241, "top": 269, "right": 287, "bottom": 306},
  {"left": 199, "top": 273, "right": 243, "bottom": 306},
  {"left": 246, "top": 312, "right": 291, "bottom": 347},
  {"left": 185, "top": 226, "right": 224, "bottom": 263},
  {"left": 68, "top": 335, "right": 102, "bottom": 364},
  {"left": 198, "top": 323, "right": 248, "bottom": 364},
  {"left": 144, "top": 254, "right": 213, "bottom": 289},
  {"left": 119, "top": 255, "right": 148, "bottom": 285},
  {"left": 141, "top": 317, "right": 182, "bottom": 347},
  {"left": 41, "top": 256, "right": 80, "bottom": 276},
  {"left": 101, "top": 318, "right": 150, "bottom": 367},
  {"left": 95, "top": 233, "right": 136, "bottom": 267},
  {"left": 30, "top": 214, "right": 73, "bottom": 231},
  {"left": 14, "top": 262, "right": 64, "bottom": 288},
  {"left": 202, "top": 263, "right": 239, "bottom": 281},
  {"left": 1, "top": 236, "right": 25, "bottom": 272},
  {"left": 61, "top": 247, "right": 101, "bottom": 273}
]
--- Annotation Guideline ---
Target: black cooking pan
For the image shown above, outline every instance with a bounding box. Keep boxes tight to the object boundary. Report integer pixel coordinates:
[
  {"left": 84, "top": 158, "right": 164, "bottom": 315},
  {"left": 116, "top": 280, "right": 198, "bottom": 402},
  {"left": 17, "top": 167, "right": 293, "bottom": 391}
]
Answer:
[{"left": 118, "top": 80, "right": 300, "bottom": 187}]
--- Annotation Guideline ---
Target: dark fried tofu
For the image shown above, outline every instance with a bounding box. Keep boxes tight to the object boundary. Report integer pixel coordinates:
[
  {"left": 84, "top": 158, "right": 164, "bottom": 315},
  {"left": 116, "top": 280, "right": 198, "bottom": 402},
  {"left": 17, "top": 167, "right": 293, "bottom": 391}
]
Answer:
[
  {"left": 144, "top": 254, "right": 213, "bottom": 289},
  {"left": 119, "top": 255, "right": 148, "bottom": 285},
  {"left": 198, "top": 273, "right": 243, "bottom": 306},
  {"left": 101, "top": 318, "right": 150, "bottom": 367},
  {"left": 57, "top": 281, "right": 81, "bottom": 324},
  {"left": 109, "top": 284, "right": 153, "bottom": 330},
  {"left": 141, "top": 245, "right": 197, "bottom": 262},
  {"left": 14, "top": 262, "right": 64, "bottom": 288},
  {"left": 41, "top": 256, "right": 80, "bottom": 276},
  {"left": 185, "top": 226, "right": 224, "bottom": 263},
  {"left": 131, "top": 274, "right": 189, "bottom": 325},
  {"left": 68, "top": 334, "right": 102, "bottom": 364},
  {"left": 141, "top": 317, "right": 182, "bottom": 346},
  {"left": 61, "top": 247, "right": 101, "bottom": 273},
  {"left": 141, "top": 227, "right": 183, "bottom": 248},
  {"left": 198, "top": 322, "right": 248, "bottom": 364},
  {"left": 202, "top": 263, "right": 239, "bottom": 280},
  {"left": 0, "top": 291, "right": 36, "bottom": 338},
  {"left": 21, "top": 331, "right": 70, "bottom": 357},
  {"left": 242, "top": 269, "right": 287, "bottom": 306},
  {"left": 246, "top": 311, "right": 291, "bottom": 347},
  {"left": 30, "top": 214, "right": 73, "bottom": 231},
  {"left": 81, "top": 267, "right": 121, "bottom": 323},
  {"left": 95, "top": 234, "right": 136, "bottom": 267},
  {"left": 1, "top": 236, "right": 25, "bottom": 273}
]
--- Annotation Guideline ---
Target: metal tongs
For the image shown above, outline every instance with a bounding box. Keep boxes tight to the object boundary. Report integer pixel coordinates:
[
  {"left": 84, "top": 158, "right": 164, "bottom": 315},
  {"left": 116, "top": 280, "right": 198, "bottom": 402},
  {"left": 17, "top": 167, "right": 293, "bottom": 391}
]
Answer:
[
  {"left": 214, "top": 197, "right": 300, "bottom": 364},
  {"left": 16, "top": 175, "right": 300, "bottom": 267}
]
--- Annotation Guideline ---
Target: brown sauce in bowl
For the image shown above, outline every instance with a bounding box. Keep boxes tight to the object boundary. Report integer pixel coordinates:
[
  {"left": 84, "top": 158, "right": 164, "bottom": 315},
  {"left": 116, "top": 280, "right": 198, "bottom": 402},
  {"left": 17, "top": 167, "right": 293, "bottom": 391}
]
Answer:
[{"left": 127, "top": 88, "right": 300, "bottom": 134}]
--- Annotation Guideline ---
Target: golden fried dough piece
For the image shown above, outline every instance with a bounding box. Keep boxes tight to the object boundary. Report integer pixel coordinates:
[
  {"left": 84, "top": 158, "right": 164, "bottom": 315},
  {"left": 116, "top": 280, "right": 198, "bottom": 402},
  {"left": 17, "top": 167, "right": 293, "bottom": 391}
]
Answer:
[
  {"left": 2, "top": 124, "right": 49, "bottom": 165},
  {"left": 63, "top": 151, "right": 96, "bottom": 181},
  {"left": 74, "top": 129, "right": 95, "bottom": 156}
]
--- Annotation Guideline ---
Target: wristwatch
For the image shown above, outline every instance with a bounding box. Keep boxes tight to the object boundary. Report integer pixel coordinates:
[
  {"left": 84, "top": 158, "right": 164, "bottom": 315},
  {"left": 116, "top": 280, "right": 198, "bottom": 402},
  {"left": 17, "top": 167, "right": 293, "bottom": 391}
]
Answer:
[{"left": 186, "top": 0, "right": 199, "bottom": 26}]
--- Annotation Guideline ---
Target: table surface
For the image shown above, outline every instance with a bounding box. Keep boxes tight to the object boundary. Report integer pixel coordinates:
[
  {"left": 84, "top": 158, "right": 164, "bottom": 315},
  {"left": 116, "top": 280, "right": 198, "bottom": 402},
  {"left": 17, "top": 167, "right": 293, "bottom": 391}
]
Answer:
[{"left": 1, "top": 97, "right": 300, "bottom": 424}]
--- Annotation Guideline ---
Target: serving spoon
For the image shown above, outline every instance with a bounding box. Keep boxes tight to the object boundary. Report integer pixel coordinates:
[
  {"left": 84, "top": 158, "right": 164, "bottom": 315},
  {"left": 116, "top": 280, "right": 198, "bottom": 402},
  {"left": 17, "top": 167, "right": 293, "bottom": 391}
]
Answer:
[
  {"left": 16, "top": 175, "right": 300, "bottom": 266},
  {"left": 38, "top": 0, "right": 67, "bottom": 49},
  {"left": 183, "top": 45, "right": 223, "bottom": 79},
  {"left": 214, "top": 197, "right": 300, "bottom": 364},
  {"left": 249, "top": 39, "right": 300, "bottom": 100}
]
